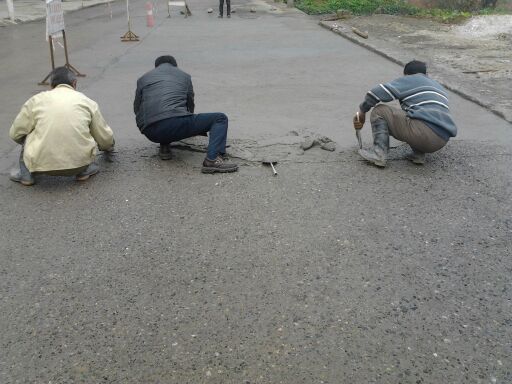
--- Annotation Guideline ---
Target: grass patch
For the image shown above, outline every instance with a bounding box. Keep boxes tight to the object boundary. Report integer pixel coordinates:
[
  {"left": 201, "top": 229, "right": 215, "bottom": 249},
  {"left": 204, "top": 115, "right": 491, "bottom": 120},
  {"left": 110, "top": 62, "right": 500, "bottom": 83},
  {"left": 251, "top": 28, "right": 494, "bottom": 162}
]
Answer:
[
  {"left": 295, "top": 0, "right": 510, "bottom": 22},
  {"left": 295, "top": 0, "right": 417, "bottom": 15}
]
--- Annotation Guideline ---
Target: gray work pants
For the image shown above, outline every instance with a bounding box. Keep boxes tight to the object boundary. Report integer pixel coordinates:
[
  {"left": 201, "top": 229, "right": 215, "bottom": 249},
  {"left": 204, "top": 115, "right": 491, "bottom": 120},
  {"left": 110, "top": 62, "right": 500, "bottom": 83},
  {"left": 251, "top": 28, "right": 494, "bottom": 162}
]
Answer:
[{"left": 19, "top": 144, "right": 89, "bottom": 176}]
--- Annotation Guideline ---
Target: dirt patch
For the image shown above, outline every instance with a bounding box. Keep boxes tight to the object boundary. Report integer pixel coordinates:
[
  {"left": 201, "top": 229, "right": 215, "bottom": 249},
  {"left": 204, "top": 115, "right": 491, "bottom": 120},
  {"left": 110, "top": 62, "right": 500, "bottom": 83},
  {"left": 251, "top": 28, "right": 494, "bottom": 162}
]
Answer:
[{"left": 320, "top": 14, "right": 512, "bottom": 123}]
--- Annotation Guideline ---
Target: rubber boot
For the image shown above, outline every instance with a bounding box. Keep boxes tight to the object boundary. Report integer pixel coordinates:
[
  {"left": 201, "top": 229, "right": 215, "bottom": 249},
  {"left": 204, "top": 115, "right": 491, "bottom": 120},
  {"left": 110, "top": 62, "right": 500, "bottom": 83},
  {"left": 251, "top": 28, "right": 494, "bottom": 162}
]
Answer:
[
  {"left": 358, "top": 118, "right": 389, "bottom": 167},
  {"left": 406, "top": 149, "right": 425, "bottom": 165}
]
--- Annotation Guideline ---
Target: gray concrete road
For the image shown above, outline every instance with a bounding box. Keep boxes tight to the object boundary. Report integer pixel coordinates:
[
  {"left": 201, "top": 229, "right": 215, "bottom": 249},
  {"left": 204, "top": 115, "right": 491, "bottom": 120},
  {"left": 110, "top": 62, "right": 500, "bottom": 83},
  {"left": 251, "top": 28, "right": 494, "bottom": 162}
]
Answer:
[
  {"left": 0, "top": 0, "right": 113, "bottom": 26},
  {"left": 1, "top": 1, "right": 511, "bottom": 383}
]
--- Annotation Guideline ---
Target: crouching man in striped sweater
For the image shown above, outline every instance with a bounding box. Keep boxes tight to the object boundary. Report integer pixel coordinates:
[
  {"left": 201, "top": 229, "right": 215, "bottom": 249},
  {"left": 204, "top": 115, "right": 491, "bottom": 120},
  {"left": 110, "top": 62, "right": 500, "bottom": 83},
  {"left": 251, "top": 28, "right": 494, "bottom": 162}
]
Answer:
[{"left": 353, "top": 60, "right": 457, "bottom": 167}]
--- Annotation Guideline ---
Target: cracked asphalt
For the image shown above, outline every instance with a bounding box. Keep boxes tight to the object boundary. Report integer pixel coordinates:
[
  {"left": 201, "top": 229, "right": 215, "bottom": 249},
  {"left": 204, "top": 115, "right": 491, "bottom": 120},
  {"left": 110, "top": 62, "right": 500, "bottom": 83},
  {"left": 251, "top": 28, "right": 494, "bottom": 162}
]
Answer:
[{"left": 0, "top": 0, "right": 511, "bottom": 383}]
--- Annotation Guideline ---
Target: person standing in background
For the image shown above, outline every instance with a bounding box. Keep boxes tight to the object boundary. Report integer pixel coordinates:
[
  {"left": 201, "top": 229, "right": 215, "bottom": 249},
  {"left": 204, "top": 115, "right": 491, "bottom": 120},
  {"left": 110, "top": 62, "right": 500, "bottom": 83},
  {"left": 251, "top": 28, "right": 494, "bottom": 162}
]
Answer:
[{"left": 218, "top": 0, "right": 230, "bottom": 18}]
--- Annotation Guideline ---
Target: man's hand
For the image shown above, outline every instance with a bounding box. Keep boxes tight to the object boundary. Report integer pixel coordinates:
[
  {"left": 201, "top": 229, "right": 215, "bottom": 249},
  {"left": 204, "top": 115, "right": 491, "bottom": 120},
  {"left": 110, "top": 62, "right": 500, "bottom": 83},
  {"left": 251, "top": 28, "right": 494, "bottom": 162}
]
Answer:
[
  {"left": 102, "top": 138, "right": 115, "bottom": 152},
  {"left": 101, "top": 140, "right": 116, "bottom": 163},
  {"left": 353, "top": 111, "right": 365, "bottom": 130}
]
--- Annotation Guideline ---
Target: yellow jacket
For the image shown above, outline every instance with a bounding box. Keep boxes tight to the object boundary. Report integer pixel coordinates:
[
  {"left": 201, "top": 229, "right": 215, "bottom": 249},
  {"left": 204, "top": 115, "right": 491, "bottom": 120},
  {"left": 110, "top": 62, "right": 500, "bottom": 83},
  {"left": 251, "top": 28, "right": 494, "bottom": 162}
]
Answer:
[{"left": 9, "top": 84, "right": 114, "bottom": 172}]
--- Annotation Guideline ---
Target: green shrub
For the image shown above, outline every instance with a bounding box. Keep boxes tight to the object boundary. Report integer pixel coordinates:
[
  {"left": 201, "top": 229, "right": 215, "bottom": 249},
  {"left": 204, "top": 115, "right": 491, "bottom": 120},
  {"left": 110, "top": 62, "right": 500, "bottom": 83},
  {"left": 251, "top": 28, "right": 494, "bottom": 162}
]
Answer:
[
  {"left": 438, "top": 0, "right": 481, "bottom": 11},
  {"left": 296, "top": 0, "right": 332, "bottom": 13},
  {"left": 295, "top": 0, "right": 509, "bottom": 18},
  {"left": 296, "top": 0, "right": 418, "bottom": 15}
]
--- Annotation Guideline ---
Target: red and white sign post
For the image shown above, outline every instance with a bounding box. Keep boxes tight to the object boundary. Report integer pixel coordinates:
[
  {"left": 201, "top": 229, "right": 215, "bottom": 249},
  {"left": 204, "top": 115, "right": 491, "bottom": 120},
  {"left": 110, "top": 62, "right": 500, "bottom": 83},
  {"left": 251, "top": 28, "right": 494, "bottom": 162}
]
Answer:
[{"left": 39, "top": 0, "right": 85, "bottom": 85}]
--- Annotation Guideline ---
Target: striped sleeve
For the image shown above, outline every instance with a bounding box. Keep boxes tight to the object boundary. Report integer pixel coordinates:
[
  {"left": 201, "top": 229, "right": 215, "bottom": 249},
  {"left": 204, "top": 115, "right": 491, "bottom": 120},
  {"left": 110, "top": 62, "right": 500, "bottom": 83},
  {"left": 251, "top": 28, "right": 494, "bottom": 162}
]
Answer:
[{"left": 359, "top": 83, "right": 396, "bottom": 112}]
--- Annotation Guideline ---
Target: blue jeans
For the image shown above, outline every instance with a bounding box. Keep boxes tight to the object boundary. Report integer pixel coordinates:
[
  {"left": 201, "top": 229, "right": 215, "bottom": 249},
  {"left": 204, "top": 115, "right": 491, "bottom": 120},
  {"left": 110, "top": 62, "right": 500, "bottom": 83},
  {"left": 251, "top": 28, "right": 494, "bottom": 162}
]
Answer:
[{"left": 143, "top": 113, "right": 228, "bottom": 160}]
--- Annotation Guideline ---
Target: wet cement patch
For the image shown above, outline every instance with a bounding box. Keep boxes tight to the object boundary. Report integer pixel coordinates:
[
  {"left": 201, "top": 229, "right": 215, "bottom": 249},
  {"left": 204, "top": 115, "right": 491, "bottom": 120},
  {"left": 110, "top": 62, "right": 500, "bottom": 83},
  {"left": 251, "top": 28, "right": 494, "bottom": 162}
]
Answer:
[
  {"left": 1, "top": 141, "right": 511, "bottom": 383},
  {"left": 176, "top": 130, "right": 338, "bottom": 164}
]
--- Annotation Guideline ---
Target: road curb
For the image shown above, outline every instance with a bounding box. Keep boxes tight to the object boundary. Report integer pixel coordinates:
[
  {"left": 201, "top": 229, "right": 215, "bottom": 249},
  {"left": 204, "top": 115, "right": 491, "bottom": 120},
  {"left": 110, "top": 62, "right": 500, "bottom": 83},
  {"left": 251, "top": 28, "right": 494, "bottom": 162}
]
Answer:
[{"left": 318, "top": 21, "right": 511, "bottom": 124}]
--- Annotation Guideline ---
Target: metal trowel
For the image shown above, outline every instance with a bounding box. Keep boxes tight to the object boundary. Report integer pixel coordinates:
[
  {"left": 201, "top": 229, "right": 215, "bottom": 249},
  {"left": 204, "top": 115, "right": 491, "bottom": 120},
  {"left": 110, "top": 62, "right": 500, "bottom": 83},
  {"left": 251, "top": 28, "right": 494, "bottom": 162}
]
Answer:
[
  {"left": 355, "top": 112, "right": 363, "bottom": 149},
  {"left": 355, "top": 129, "right": 362, "bottom": 149}
]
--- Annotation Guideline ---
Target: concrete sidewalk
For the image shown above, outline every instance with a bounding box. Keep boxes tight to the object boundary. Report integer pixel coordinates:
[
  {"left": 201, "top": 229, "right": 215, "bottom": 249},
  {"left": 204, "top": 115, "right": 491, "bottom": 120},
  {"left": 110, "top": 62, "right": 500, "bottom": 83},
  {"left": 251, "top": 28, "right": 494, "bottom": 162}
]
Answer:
[
  {"left": 319, "top": 14, "right": 512, "bottom": 123},
  {"left": 0, "top": 0, "right": 114, "bottom": 26}
]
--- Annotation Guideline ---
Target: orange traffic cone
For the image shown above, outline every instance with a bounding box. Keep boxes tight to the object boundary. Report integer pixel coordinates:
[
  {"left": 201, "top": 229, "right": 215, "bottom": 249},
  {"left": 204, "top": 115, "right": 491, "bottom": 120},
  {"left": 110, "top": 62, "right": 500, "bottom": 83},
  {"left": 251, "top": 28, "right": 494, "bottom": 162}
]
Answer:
[{"left": 146, "top": 2, "right": 154, "bottom": 27}]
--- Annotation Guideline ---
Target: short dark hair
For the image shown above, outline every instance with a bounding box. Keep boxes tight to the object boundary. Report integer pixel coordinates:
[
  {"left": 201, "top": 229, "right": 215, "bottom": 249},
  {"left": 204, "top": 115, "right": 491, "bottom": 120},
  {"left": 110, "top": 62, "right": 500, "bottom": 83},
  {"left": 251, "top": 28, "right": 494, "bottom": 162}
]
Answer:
[
  {"left": 404, "top": 60, "right": 427, "bottom": 75},
  {"left": 50, "top": 66, "right": 77, "bottom": 88},
  {"left": 155, "top": 55, "right": 177, "bottom": 68}
]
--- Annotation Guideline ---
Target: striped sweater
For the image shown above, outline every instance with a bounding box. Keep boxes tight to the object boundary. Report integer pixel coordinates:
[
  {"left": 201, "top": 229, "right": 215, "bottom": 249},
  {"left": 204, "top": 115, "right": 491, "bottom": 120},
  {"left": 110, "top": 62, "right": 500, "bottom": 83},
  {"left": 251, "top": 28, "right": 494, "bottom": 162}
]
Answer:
[{"left": 359, "top": 74, "right": 457, "bottom": 140}]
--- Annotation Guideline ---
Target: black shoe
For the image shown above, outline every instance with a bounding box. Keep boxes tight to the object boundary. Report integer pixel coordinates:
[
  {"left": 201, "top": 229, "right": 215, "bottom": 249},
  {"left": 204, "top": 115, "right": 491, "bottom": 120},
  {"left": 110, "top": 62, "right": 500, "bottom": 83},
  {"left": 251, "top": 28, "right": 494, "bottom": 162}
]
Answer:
[
  {"left": 201, "top": 156, "right": 238, "bottom": 174},
  {"left": 159, "top": 144, "right": 172, "bottom": 160}
]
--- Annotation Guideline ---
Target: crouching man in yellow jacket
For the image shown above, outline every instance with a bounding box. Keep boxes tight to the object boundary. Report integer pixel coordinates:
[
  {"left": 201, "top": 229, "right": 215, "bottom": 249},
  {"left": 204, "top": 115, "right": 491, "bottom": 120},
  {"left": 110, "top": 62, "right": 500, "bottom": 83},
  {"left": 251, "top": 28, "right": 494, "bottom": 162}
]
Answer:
[{"left": 9, "top": 67, "right": 115, "bottom": 186}]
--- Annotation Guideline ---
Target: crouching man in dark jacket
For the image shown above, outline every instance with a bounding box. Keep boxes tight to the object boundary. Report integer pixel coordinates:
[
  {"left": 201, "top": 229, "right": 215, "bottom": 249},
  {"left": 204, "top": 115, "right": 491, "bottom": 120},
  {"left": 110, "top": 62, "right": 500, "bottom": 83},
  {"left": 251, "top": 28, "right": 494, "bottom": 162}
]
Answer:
[
  {"left": 354, "top": 60, "right": 457, "bottom": 167},
  {"left": 134, "top": 55, "right": 238, "bottom": 173}
]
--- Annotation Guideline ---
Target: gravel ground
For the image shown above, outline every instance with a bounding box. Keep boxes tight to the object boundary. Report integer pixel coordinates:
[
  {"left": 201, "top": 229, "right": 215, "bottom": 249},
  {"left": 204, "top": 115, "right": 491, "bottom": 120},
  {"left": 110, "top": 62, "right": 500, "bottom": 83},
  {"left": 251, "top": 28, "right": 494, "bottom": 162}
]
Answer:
[{"left": 1, "top": 142, "right": 511, "bottom": 383}]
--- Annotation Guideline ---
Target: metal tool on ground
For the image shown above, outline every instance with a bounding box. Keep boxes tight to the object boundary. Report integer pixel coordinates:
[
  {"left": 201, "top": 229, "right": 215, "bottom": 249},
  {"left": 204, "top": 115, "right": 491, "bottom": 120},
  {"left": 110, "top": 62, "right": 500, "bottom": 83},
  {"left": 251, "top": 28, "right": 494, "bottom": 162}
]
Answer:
[
  {"left": 354, "top": 111, "right": 363, "bottom": 149},
  {"left": 262, "top": 158, "right": 278, "bottom": 176}
]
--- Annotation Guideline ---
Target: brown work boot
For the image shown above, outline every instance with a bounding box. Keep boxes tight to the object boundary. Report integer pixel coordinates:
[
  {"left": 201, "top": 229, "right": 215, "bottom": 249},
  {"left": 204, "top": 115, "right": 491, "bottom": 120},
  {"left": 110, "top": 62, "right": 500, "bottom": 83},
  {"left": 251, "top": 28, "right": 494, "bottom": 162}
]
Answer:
[
  {"left": 159, "top": 144, "right": 172, "bottom": 160},
  {"left": 201, "top": 156, "right": 238, "bottom": 174}
]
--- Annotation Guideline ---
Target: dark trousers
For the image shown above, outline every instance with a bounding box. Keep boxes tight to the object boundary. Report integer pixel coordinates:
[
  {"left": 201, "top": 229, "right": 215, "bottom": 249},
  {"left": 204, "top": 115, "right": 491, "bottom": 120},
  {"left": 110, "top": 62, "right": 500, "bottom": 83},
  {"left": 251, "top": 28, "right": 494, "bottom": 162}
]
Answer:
[
  {"left": 219, "top": 0, "right": 230, "bottom": 15},
  {"left": 143, "top": 113, "right": 229, "bottom": 160}
]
